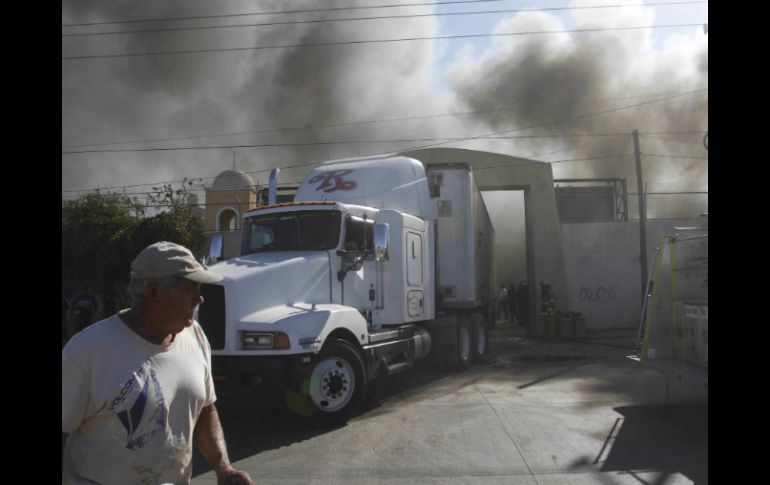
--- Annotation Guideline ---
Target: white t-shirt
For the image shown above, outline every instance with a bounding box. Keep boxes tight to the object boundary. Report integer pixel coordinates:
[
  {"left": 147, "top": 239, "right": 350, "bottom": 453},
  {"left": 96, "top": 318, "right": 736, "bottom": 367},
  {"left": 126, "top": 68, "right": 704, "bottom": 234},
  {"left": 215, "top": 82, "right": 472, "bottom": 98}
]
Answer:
[
  {"left": 62, "top": 311, "right": 216, "bottom": 485},
  {"left": 499, "top": 287, "right": 508, "bottom": 300}
]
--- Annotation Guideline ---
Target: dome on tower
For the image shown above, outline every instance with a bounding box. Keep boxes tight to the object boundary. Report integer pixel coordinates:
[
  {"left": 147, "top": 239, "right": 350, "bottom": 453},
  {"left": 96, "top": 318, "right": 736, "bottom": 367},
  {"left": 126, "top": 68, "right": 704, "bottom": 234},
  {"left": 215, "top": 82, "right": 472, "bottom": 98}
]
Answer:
[{"left": 212, "top": 169, "right": 254, "bottom": 189}]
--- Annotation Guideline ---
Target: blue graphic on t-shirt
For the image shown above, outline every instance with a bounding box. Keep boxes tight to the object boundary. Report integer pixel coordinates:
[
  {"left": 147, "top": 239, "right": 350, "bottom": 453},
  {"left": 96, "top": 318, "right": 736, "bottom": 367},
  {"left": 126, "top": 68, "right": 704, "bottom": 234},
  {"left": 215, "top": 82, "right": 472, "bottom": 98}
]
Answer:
[
  {"left": 117, "top": 379, "right": 148, "bottom": 436},
  {"left": 114, "top": 368, "right": 167, "bottom": 450}
]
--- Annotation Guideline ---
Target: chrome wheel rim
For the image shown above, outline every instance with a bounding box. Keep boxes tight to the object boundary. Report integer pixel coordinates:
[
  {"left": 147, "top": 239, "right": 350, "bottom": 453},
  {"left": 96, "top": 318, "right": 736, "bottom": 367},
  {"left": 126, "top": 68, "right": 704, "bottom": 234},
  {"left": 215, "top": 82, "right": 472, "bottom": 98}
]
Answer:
[{"left": 309, "top": 356, "right": 356, "bottom": 413}]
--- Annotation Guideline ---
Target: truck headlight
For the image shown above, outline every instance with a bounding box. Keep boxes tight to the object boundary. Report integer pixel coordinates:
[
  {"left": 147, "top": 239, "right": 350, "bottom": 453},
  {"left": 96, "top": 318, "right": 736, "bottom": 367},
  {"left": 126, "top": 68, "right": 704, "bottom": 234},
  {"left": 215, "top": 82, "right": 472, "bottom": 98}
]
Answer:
[{"left": 241, "top": 331, "right": 290, "bottom": 350}]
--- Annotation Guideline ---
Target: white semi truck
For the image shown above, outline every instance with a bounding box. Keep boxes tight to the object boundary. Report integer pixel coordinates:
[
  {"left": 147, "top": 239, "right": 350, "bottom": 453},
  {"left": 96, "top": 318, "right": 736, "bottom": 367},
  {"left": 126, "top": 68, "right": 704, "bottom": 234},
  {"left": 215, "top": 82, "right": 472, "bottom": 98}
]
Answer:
[{"left": 201, "top": 154, "right": 496, "bottom": 423}]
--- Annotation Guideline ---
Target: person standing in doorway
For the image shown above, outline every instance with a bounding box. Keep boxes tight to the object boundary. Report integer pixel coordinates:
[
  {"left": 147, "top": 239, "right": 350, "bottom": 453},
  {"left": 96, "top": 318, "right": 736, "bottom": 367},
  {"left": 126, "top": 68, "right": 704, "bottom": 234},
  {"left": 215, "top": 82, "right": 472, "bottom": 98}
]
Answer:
[
  {"left": 508, "top": 282, "right": 518, "bottom": 325},
  {"left": 498, "top": 284, "right": 510, "bottom": 322},
  {"left": 518, "top": 281, "right": 530, "bottom": 329}
]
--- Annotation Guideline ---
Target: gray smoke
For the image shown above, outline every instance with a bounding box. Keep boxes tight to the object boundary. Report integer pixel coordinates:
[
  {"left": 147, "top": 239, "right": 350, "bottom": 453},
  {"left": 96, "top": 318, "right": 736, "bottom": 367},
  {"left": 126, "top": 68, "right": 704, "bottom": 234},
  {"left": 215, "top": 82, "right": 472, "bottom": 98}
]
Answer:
[
  {"left": 62, "top": 0, "right": 707, "bottom": 220},
  {"left": 447, "top": 4, "right": 708, "bottom": 204},
  {"left": 62, "top": 0, "right": 446, "bottom": 192}
]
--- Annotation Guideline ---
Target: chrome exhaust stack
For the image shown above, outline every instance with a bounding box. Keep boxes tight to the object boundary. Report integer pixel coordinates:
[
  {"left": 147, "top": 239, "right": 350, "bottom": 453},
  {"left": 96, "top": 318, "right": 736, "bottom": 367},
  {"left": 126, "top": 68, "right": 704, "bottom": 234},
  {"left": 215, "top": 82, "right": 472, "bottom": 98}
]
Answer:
[{"left": 268, "top": 168, "right": 280, "bottom": 205}]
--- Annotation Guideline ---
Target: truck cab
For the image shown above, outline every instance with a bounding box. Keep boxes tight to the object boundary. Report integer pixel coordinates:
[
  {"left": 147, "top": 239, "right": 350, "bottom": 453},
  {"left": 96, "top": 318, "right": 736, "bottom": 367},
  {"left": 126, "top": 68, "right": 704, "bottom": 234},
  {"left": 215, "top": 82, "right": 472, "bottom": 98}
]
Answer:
[{"left": 201, "top": 155, "right": 491, "bottom": 424}]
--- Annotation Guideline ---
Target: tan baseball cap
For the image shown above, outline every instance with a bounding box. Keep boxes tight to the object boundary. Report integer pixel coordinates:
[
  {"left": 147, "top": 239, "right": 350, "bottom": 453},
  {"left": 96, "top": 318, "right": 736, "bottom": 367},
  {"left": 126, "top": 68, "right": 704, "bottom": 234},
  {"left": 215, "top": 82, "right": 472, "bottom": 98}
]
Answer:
[{"left": 131, "top": 241, "right": 224, "bottom": 284}]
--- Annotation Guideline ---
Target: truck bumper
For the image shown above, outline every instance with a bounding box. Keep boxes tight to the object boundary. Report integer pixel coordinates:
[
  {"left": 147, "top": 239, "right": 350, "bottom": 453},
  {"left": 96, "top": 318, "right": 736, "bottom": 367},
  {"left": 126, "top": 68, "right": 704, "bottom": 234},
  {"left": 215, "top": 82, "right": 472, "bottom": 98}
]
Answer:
[{"left": 211, "top": 354, "right": 314, "bottom": 410}]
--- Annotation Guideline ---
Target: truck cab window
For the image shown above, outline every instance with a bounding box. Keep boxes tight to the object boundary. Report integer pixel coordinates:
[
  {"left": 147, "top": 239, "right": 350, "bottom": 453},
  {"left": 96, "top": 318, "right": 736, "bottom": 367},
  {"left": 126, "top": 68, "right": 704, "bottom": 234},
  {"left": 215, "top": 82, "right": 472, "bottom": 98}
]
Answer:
[{"left": 242, "top": 210, "right": 341, "bottom": 254}]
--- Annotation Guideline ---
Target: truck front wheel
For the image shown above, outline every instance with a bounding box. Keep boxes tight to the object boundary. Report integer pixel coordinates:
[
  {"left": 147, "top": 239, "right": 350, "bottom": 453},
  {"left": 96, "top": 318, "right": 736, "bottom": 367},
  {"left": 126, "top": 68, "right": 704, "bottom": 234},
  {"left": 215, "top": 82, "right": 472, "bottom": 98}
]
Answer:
[{"left": 304, "top": 339, "right": 367, "bottom": 425}]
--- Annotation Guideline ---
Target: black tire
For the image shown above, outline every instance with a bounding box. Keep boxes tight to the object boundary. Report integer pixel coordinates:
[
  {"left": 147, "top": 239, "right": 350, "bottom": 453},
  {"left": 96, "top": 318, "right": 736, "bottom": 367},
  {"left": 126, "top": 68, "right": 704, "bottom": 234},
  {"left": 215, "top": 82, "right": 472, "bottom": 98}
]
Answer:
[
  {"left": 445, "top": 316, "right": 473, "bottom": 372},
  {"left": 300, "top": 339, "right": 367, "bottom": 426},
  {"left": 470, "top": 313, "right": 489, "bottom": 362}
]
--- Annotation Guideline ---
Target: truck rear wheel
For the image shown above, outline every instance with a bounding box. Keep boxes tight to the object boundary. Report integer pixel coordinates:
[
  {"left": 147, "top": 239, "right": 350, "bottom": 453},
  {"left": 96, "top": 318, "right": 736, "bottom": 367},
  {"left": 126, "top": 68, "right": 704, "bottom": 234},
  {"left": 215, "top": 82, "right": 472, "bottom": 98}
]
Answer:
[
  {"left": 304, "top": 339, "right": 367, "bottom": 426},
  {"left": 445, "top": 317, "right": 473, "bottom": 372},
  {"left": 471, "top": 313, "right": 489, "bottom": 362}
]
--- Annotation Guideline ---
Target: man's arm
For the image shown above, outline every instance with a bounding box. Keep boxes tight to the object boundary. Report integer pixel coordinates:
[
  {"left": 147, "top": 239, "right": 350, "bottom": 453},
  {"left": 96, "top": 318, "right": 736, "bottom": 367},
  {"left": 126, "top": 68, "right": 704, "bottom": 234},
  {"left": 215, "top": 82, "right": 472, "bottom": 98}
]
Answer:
[{"left": 194, "top": 404, "right": 253, "bottom": 485}]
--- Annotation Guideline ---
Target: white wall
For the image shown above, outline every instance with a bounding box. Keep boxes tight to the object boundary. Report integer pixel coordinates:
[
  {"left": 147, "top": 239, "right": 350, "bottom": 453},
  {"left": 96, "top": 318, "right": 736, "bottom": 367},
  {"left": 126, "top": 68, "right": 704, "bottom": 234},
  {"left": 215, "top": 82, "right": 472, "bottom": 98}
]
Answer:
[{"left": 561, "top": 218, "right": 704, "bottom": 330}]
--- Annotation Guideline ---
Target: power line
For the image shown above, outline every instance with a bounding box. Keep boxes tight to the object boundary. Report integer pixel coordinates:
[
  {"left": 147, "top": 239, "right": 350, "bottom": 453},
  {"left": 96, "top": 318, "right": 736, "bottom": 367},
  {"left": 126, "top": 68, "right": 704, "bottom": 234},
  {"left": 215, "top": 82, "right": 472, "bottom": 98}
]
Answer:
[
  {"left": 63, "top": 88, "right": 706, "bottom": 149},
  {"left": 61, "top": 133, "right": 652, "bottom": 155},
  {"left": 60, "top": 131, "right": 706, "bottom": 155},
  {"left": 63, "top": 152, "right": 624, "bottom": 196},
  {"left": 593, "top": 93, "right": 706, "bottom": 103},
  {"left": 536, "top": 137, "right": 627, "bottom": 160},
  {"left": 642, "top": 134, "right": 708, "bottom": 148},
  {"left": 647, "top": 182, "right": 708, "bottom": 189},
  {"left": 61, "top": 0, "right": 508, "bottom": 27},
  {"left": 62, "top": 88, "right": 707, "bottom": 193},
  {"left": 381, "top": 89, "right": 707, "bottom": 157},
  {"left": 62, "top": 23, "right": 705, "bottom": 60},
  {"left": 57, "top": 152, "right": 634, "bottom": 197},
  {"left": 62, "top": 154, "right": 633, "bottom": 205},
  {"left": 549, "top": 154, "right": 633, "bottom": 164},
  {"left": 62, "top": 89, "right": 707, "bottom": 155},
  {"left": 62, "top": 2, "right": 707, "bottom": 38},
  {"left": 643, "top": 154, "right": 708, "bottom": 160},
  {"left": 644, "top": 131, "right": 706, "bottom": 135},
  {"left": 629, "top": 191, "right": 707, "bottom": 195},
  {"left": 58, "top": 105, "right": 523, "bottom": 149},
  {"left": 63, "top": 186, "right": 709, "bottom": 202}
]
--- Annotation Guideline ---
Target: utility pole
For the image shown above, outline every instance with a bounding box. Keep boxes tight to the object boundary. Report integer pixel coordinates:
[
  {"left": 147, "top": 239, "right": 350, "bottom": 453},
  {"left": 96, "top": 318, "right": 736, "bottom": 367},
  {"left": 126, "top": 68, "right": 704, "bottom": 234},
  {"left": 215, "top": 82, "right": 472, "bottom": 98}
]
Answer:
[{"left": 633, "top": 130, "right": 647, "bottom": 304}]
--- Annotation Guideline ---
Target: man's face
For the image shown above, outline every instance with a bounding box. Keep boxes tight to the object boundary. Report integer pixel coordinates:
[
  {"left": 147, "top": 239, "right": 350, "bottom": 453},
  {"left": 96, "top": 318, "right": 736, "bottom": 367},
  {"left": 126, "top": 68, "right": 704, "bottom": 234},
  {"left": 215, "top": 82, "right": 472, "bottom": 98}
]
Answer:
[{"left": 156, "top": 278, "right": 204, "bottom": 333}]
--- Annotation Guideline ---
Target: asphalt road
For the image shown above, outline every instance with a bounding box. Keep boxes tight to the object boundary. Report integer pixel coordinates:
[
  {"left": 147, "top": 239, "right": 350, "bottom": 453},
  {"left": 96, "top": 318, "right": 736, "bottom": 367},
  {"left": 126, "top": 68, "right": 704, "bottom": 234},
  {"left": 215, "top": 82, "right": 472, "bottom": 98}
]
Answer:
[{"left": 192, "top": 323, "right": 708, "bottom": 484}]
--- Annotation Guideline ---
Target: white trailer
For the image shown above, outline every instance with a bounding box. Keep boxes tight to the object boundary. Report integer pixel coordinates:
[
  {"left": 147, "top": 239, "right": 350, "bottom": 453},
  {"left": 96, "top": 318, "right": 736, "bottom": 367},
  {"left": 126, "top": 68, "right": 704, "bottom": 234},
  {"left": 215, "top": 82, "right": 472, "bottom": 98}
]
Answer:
[{"left": 200, "top": 154, "right": 496, "bottom": 424}]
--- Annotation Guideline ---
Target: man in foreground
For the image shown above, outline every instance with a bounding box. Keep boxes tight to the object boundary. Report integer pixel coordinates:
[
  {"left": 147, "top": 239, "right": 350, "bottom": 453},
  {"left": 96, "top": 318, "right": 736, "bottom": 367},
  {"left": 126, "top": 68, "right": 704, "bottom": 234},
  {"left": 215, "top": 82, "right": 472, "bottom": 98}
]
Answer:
[{"left": 62, "top": 241, "right": 253, "bottom": 485}]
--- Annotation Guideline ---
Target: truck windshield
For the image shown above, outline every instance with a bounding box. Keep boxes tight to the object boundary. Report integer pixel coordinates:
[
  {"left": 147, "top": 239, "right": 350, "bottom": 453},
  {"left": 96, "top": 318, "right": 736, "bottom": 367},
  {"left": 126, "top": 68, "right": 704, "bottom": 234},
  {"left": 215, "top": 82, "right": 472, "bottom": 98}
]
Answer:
[{"left": 242, "top": 210, "right": 341, "bottom": 254}]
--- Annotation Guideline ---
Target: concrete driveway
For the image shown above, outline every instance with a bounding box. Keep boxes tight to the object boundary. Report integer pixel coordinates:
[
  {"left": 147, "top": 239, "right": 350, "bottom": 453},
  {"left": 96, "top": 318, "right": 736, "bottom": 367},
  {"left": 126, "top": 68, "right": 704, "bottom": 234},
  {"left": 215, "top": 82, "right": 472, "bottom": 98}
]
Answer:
[{"left": 192, "top": 323, "right": 708, "bottom": 484}]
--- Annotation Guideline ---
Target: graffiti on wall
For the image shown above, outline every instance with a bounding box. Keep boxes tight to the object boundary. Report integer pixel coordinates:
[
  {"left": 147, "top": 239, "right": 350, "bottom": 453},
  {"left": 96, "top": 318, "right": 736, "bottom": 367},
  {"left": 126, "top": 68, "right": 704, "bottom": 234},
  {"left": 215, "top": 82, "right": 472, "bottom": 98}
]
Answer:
[{"left": 579, "top": 286, "right": 616, "bottom": 304}]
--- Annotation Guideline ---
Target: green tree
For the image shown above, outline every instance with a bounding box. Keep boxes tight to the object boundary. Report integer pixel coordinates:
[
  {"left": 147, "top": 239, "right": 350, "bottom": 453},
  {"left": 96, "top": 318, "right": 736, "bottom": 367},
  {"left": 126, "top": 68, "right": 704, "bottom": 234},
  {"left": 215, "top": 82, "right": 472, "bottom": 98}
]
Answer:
[
  {"left": 62, "top": 180, "right": 206, "bottom": 308},
  {"left": 61, "top": 192, "right": 140, "bottom": 299},
  {"left": 132, "top": 180, "right": 206, "bottom": 258}
]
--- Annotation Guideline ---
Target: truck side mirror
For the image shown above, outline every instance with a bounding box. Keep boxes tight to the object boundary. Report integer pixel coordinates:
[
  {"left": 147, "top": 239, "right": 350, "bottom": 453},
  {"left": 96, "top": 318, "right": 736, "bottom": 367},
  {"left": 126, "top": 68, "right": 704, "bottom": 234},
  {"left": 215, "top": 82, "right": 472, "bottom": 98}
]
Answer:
[
  {"left": 209, "top": 234, "right": 223, "bottom": 263},
  {"left": 374, "top": 223, "right": 389, "bottom": 261}
]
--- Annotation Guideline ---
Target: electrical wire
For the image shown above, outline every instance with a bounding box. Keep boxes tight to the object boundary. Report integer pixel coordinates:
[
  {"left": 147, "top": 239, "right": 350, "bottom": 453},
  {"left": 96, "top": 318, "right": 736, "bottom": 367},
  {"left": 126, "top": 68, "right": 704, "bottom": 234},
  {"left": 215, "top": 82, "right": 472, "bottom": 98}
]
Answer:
[
  {"left": 61, "top": 134, "right": 647, "bottom": 155},
  {"left": 61, "top": 153, "right": 628, "bottom": 198},
  {"left": 62, "top": 23, "right": 705, "bottom": 60},
  {"left": 643, "top": 134, "right": 708, "bottom": 148},
  {"left": 62, "top": 87, "right": 706, "bottom": 150},
  {"left": 62, "top": 0, "right": 508, "bottom": 27},
  {"left": 535, "top": 137, "right": 627, "bottom": 160},
  {"left": 643, "top": 154, "right": 708, "bottom": 160},
  {"left": 371, "top": 88, "right": 707, "bottom": 159},
  {"left": 62, "top": 88, "right": 707, "bottom": 193},
  {"left": 62, "top": 2, "right": 708, "bottom": 38},
  {"left": 62, "top": 90, "right": 708, "bottom": 156}
]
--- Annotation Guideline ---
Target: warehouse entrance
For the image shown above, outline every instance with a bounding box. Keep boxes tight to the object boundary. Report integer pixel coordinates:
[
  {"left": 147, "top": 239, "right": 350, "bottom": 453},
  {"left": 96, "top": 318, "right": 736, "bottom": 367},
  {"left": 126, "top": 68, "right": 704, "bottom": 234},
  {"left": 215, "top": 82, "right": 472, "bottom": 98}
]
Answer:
[
  {"left": 482, "top": 190, "right": 530, "bottom": 326},
  {"left": 481, "top": 190, "right": 526, "bottom": 294},
  {"left": 401, "top": 147, "right": 568, "bottom": 336}
]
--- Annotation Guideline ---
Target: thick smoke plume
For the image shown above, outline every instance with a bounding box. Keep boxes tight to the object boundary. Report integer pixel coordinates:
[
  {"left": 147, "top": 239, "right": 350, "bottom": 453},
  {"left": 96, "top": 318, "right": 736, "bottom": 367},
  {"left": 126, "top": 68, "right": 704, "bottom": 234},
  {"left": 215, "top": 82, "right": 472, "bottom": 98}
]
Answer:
[
  {"left": 62, "top": 0, "right": 445, "bottom": 191},
  {"left": 447, "top": 2, "right": 708, "bottom": 200},
  {"left": 63, "top": 0, "right": 707, "bottom": 220}
]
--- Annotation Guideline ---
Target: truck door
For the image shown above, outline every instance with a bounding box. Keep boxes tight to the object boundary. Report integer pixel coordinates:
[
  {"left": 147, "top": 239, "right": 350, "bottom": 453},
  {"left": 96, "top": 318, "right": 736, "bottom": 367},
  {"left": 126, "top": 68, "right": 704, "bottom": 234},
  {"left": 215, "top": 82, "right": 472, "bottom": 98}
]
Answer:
[
  {"left": 341, "top": 215, "right": 377, "bottom": 325},
  {"left": 406, "top": 231, "right": 424, "bottom": 318}
]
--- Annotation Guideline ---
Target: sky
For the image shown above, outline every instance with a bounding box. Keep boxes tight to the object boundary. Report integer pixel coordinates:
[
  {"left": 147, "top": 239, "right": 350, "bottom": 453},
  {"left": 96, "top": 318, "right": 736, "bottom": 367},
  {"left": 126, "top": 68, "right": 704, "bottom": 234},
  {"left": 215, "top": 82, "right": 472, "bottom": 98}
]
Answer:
[{"left": 62, "top": 0, "right": 708, "bottom": 220}]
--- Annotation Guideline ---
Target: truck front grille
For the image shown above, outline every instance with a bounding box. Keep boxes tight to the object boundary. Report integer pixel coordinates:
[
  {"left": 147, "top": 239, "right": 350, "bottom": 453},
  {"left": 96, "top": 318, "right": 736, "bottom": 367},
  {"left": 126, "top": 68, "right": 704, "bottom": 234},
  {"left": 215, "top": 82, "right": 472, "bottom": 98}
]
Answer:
[{"left": 199, "top": 284, "right": 226, "bottom": 350}]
